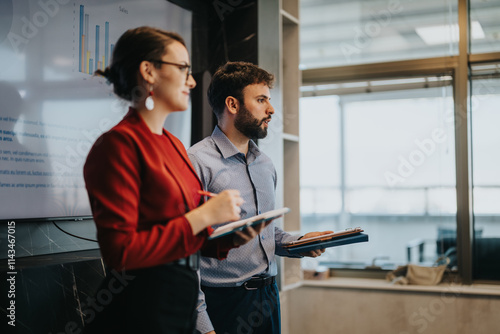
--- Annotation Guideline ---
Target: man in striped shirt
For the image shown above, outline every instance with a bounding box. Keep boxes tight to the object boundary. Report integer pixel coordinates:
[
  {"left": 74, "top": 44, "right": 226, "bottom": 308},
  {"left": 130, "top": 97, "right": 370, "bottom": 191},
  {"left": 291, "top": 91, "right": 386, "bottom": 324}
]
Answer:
[{"left": 188, "top": 61, "right": 331, "bottom": 334}]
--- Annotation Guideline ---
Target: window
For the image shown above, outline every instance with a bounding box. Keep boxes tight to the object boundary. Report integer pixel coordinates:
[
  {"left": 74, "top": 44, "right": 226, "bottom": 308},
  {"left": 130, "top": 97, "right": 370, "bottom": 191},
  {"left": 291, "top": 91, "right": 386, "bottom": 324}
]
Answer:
[
  {"left": 470, "top": 66, "right": 500, "bottom": 280},
  {"left": 469, "top": 0, "right": 500, "bottom": 54},
  {"left": 300, "top": 0, "right": 458, "bottom": 68},
  {"left": 299, "top": 96, "right": 342, "bottom": 218},
  {"left": 300, "top": 81, "right": 456, "bottom": 269},
  {"left": 299, "top": 0, "right": 500, "bottom": 282}
]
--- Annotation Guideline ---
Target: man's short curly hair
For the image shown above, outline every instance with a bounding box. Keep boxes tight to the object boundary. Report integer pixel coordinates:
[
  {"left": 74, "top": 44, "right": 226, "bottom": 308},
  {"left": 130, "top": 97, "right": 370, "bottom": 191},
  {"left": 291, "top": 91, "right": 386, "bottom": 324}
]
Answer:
[{"left": 207, "top": 61, "right": 274, "bottom": 119}]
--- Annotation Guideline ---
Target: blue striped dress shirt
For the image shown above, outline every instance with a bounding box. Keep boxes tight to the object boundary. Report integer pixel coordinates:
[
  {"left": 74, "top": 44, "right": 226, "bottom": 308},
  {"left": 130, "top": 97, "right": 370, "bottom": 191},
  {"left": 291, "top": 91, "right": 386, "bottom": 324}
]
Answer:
[{"left": 187, "top": 126, "right": 301, "bottom": 333}]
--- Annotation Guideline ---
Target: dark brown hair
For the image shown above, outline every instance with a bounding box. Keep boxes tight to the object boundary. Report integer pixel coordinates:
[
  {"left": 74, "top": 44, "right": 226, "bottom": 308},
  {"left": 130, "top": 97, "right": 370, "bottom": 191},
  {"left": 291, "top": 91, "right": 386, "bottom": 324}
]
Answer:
[
  {"left": 207, "top": 61, "right": 274, "bottom": 119},
  {"left": 95, "top": 26, "right": 186, "bottom": 101}
]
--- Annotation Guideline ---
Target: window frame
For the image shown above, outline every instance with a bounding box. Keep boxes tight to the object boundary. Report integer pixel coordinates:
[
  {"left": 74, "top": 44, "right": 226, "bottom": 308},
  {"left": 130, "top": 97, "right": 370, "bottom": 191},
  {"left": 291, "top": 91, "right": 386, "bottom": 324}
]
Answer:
[{"left": 300, "top": 0, "right": 500, "bottom": 284}]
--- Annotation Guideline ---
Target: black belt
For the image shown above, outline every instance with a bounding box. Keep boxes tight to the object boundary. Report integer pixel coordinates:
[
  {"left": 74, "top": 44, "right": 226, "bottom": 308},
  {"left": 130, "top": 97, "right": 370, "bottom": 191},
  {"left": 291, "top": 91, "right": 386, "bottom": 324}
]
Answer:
[
  {"left": 242, "top": 276, "right": 276, "bottom": 290},
  {"left": 171, "top": 252, "right": 200, "bottom": 271}
]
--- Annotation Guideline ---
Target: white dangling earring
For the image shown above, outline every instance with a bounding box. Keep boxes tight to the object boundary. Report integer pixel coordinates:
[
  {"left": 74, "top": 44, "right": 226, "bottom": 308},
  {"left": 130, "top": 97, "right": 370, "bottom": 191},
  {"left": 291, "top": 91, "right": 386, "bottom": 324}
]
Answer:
[{"left": 145, "top": 86, "right": 154, "bottom": 111}]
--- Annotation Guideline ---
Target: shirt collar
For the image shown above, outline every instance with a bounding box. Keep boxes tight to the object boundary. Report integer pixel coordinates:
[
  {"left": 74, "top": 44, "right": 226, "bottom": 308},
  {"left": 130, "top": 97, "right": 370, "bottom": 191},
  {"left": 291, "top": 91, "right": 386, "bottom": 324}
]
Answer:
[{"left": 211, "top": 125, "right": 261, "bottom": 161}]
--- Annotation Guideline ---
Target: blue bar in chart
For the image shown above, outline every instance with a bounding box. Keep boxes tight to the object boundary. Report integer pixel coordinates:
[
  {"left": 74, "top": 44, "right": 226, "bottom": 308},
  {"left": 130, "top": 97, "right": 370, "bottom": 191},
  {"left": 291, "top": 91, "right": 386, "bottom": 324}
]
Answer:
[
  {"left": 84, "top": 13, "right": 89, "bottom": 72},
  {"left": 105, "top": 22, "right": 109, "bottom": 68},
  {"left": 95, "top": 25, "right": 99, "bottom": 72},
  {"left": 79, "top": 5, "right": 83, "bottom": 72}
]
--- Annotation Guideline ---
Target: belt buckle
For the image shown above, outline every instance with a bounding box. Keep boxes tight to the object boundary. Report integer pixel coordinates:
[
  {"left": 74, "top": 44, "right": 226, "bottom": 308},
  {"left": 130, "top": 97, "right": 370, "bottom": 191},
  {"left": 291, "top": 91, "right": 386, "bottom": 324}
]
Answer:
[
  {"left": 188, "top": 253, "right": 200, "bottom": 271},
  {"left": 243, "top": 281, "right": 259, "bottom": 291}
]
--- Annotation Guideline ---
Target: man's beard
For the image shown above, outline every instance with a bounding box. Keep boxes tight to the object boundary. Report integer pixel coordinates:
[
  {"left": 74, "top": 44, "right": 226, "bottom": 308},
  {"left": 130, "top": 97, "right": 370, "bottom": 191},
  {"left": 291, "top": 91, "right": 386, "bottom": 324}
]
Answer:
[{"left": 234, "top": 103, "right": 269, "bottom": 140}]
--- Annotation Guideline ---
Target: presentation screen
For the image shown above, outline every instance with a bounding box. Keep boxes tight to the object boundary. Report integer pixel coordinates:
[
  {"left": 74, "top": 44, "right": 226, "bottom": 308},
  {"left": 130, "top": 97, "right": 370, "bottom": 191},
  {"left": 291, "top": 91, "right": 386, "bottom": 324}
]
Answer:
[{"left": 0, "top": 0, "right": 192, "bottom": 221}]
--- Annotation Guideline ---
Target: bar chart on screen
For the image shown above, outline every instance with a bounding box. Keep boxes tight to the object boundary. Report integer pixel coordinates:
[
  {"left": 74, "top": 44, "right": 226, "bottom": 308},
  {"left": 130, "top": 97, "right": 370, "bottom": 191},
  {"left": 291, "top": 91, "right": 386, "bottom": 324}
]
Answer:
[
  {"left": 76, "top": 4, "right": 114, "bottom": 75},
  {"left": 71, "top": 1, "right": 192, "bottom": 79},
  {"left": 0, "top": 0, "right": 192, "bottom": 221}
]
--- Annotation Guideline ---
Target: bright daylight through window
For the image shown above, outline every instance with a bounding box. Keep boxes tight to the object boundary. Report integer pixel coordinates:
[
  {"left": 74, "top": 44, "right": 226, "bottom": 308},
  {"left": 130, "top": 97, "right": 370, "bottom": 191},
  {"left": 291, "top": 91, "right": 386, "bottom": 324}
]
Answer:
[
  {"left": 299, "top": 0, "right": 500, "bottom": 281},
  {"left": 300, "top": 83, "right": 456, "bottom": 270}
]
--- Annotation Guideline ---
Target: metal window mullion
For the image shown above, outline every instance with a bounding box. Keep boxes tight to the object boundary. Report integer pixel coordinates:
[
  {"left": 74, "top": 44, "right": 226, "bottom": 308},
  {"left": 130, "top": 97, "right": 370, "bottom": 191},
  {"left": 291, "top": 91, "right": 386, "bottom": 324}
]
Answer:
[
  {"left": 455, "top": 0, "right": 473, "bottom": 284},
  {"left": 339, "top": 98, "right": 346, "bottom": 216},
  {"left": 301, "top": 78, "right": 453, "bottom": 98},
  {"left": 338, "top": 97, "right": 348, "bottom": 263}
]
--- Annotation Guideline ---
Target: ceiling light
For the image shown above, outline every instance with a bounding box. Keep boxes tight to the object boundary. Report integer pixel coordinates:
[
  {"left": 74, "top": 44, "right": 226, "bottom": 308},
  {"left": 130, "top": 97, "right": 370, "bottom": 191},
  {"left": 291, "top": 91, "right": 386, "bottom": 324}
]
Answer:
[{"left": 415, "top": 21, "right": 485, "bottom": 45}]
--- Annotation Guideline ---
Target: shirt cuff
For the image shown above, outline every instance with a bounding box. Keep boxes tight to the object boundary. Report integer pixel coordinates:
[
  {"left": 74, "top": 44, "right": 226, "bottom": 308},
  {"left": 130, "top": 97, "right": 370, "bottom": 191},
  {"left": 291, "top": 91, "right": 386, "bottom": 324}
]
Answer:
[
  {"left": 275, "top": 234, "right": 303, "bottom": 258},
  {"left": 196, "top": 310, "right": 214, "bottom": 334}
]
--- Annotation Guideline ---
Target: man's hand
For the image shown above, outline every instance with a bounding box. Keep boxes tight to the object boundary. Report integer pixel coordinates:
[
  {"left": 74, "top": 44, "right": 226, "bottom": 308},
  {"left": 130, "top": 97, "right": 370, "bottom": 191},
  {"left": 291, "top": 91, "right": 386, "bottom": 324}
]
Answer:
[
  {"left": 232, "top": 220, "right": 273, "bottom": 246},
  {"left": 299, "top": 231, "right": 334, "bottom": 257}
]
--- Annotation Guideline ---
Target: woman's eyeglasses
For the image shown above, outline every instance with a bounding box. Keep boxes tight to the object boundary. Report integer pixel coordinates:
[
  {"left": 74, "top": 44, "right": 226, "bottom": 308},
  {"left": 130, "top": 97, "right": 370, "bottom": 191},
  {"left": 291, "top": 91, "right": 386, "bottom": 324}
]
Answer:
[{"left": 151, "top": 60, "right": 192, "bottom": 81}]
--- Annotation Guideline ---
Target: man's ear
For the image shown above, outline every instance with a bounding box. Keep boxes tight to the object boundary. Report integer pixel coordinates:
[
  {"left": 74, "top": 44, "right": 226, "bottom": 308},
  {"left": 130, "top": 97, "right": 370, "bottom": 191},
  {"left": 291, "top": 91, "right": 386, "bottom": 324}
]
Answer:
[
  {"left": 225, "top": 96, "right": 239, "bottom": 115},
  {"left": 138, "top": 60, "right": 156, "bottom": 85}
]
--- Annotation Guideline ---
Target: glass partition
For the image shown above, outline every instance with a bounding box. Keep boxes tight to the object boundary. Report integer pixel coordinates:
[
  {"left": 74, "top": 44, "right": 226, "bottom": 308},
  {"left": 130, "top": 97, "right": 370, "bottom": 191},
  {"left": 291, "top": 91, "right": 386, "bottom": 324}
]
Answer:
[
  {"left": 470, "top": 66, "right": 500, "bottom": 280},
  {"left": 300, "top": 0, "right": 458, "bottom": 68},
  {"left": 469, "top": 0, "right": 500, "bottom": 54},
  {"left": 300, "top": 82, "right": 456, "bottom": 269}
]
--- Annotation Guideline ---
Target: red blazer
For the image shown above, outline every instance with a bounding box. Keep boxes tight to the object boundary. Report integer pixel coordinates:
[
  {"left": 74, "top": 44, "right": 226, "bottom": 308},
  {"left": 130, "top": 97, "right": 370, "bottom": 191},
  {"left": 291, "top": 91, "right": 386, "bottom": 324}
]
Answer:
[{"left": 84, "top": 108, "right": 231, "bottom": 271}]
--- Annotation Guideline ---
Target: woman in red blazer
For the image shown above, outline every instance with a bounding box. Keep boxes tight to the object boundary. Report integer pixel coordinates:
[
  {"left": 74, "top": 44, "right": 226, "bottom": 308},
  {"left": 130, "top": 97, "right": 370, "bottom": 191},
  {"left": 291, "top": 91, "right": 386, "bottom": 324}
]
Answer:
[{"left": 83, "top": 27, "right": 260, "bottom": 334}]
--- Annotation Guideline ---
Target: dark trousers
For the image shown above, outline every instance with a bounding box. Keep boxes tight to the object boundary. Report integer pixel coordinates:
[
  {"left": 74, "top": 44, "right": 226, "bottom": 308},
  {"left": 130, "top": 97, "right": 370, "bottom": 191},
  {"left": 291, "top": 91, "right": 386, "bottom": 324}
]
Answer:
[
  {"left": 83, "top": 264, "right": 198, "bottom": 334},
  {"left": 202, "top": 281, "right": 281, "bottom": 334}
]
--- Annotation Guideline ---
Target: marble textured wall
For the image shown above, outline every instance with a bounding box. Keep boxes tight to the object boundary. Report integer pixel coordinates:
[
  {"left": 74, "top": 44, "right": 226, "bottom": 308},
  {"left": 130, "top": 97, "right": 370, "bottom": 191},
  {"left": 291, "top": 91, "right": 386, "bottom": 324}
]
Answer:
[
  {"left": 1, "top": 253, "right": 104, "bottom": 334},
  {"left": 0, "top": 219, "right": 101, "bottom": 333}
]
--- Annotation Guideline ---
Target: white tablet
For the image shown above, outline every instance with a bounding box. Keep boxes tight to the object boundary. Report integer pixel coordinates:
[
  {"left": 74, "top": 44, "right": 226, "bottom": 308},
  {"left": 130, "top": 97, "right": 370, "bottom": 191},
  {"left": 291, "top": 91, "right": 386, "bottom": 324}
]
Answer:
[{"left": 208, "top": 207, "right": 290, "bottom": 240}]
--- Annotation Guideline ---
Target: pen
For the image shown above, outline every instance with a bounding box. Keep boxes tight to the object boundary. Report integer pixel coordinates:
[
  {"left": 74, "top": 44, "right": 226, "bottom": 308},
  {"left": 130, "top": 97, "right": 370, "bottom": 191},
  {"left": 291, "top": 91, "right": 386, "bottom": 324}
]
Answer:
[{"left": 198, "top": 190, "right": 217, "bottom": 198}]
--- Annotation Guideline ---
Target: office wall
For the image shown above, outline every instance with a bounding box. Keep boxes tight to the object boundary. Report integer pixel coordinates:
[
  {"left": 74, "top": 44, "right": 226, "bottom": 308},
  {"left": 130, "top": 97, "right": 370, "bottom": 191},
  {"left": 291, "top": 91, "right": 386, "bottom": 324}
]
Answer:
[{"left": 285, "top": 285, "right": 500, "bottom": 334}]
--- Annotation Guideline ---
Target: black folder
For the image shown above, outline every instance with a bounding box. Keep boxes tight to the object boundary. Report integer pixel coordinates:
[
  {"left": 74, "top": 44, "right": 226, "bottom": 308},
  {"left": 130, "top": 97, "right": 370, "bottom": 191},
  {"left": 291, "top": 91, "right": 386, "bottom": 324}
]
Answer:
[{"left": 284, "top": 233, "right": 369, "bottom": 255}]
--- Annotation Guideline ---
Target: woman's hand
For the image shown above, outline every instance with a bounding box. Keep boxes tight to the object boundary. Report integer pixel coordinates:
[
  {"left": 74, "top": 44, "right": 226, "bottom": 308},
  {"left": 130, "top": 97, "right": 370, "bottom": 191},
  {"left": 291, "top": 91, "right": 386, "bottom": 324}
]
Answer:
[{"left": 185, "top": 190, "right": 243, "bottom": 235}]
